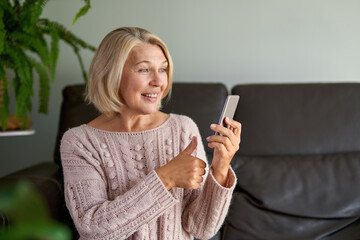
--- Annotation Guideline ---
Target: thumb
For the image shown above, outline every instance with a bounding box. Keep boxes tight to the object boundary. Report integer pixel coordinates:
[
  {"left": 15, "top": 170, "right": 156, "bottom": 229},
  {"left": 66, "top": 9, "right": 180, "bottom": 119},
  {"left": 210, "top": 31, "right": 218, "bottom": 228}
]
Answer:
[{"left": 183, "top": 136, "right": 198, "bottom": 155}]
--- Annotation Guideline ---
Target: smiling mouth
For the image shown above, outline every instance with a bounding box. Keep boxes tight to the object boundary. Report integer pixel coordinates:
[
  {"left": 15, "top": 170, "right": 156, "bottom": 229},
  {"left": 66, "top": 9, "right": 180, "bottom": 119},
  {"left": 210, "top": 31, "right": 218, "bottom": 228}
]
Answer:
[{"left": 141, "top": 93, "right": 158, "bottom": 98}]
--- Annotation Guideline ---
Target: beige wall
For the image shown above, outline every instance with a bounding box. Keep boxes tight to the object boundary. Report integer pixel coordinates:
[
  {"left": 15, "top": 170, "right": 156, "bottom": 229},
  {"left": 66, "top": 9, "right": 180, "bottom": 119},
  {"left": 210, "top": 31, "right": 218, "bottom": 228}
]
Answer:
[{"left": 1, "top": 0, "right": 360, "bottom": 176}]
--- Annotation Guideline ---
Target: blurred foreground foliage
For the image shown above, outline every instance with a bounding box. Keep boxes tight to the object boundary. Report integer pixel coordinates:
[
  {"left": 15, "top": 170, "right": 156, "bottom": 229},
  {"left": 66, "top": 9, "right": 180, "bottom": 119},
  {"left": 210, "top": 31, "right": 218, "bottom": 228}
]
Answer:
[{"left": 0, "top": 180, "right": 71, "bottom": 240}]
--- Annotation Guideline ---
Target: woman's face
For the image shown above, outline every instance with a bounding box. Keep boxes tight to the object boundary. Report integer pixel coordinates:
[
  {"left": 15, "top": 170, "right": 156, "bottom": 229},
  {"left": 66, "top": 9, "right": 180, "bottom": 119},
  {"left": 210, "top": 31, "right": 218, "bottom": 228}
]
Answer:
[{"left": 120, "top": 43, "right": 168, "bottom": 116}]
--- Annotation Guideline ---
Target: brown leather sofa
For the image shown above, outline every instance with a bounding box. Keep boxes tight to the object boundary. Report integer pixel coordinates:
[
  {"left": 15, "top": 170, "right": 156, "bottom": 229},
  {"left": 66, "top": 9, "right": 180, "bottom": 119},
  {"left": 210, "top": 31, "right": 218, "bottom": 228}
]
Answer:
[{"left": 1, "top": 82, "right": 360, "bottom": 240}]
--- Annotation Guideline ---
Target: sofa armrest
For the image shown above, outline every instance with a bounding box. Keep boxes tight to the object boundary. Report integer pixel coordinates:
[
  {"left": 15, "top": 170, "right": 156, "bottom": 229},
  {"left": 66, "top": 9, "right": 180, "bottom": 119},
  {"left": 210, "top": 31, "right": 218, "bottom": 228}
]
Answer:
[{"left": 0, "top": 162, "right": 62, "bottom": 221}]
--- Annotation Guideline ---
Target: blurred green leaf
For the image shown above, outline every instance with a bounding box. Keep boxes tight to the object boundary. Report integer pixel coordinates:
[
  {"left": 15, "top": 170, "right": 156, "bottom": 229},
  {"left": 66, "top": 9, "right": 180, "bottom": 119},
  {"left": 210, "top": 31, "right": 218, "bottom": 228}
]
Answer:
[
  {"left": 0, "top": 6, "right": 5, "bottom": 54},
  {"left": 0, "top": 181, "right": 71, "bottom": 240},
  {"left": 0, "top": 181, "right": 48, "bottom": 222},
  {"left": 0, "top": 65, "right": 9, "bottom": 130},
  {"left": 72, "top": 0, "right": 91, "bottom": 25}
]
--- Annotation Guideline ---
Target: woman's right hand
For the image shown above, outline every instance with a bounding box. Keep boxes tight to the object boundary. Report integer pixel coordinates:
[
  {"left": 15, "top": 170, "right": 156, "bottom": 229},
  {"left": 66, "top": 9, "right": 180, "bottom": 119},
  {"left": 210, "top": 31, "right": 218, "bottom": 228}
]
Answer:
[{"left": 156, "top": 136, "right": 207, "bottom": 190}]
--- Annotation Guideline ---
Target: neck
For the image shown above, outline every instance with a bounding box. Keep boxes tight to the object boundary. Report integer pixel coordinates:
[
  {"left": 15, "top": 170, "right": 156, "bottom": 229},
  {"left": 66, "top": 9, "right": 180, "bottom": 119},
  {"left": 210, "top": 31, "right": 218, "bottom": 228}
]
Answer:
[
  {"left": 116, "top": 112, "right": 155, "bottom": 132},
  {"left": 88, "top": 110, "right": 169, "bottom": 133}
]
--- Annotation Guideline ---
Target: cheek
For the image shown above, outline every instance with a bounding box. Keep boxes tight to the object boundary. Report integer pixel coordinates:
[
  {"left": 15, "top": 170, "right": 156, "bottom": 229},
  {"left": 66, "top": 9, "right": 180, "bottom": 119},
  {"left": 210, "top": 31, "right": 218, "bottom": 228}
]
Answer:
[
  {"left": 122, "top": 76, "right": 142, "bottom": 93},
  {"left": 162, "top": 75, "right": 169, "bottom": 90},
  {"left": 119, "top": 80, "right": 136, "bottom": 103}
]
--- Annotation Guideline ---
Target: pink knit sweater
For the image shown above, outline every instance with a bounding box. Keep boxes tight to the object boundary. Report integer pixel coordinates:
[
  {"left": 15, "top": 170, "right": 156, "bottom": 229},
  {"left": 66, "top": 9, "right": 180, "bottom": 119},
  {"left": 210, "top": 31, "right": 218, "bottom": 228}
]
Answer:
[{"left": 60, "top": 114, "right": 236, "bottom": 240}]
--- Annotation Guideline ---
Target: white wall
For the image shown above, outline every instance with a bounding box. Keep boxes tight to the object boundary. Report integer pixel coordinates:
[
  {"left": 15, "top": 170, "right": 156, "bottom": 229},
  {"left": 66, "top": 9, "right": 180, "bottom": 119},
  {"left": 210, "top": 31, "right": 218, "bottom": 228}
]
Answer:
[{"left": 1, "top": 0, "right": 360, "bottom": 176}]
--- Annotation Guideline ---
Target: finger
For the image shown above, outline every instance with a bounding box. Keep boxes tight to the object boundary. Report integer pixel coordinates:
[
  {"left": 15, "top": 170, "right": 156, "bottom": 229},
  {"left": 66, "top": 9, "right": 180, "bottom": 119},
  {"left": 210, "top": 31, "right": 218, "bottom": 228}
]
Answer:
[
  {"left": 207, "top": 134, "right": 232, "bottom": 149},
  {"left": 211, "top": 123, "right": 234, "bottom": 139},
  {"left": 182, "top": 136, "right": 198, "bottom": 155},
  {"left": 200, "top": 167, "right": 206, "bottom": 176},
  {"left": 195, "top": 175, "right": 204, "bottom": 183},
  {"left": 190, "top": 183, "right": 201, "bottom": 190},
  {"left": 208, "top": 138, "right": 232, "bottom": 153},
  {"left": 208, "top": 126, "right": 241, "bottom": 152},
  {"left": 194, "top": 161, "right": 207, "bottom": 173},
  {"left": 221, "top": 118, "right": 242, "bottom": 145},
  {"left": 224, "top": 118, "right": 242, "bottom": 136},
  {"left": 211, "top": 123, "right": 231, "bottom": 136},
  {"left": 196, "top": 159, "right": 207, "bottom": 169}
]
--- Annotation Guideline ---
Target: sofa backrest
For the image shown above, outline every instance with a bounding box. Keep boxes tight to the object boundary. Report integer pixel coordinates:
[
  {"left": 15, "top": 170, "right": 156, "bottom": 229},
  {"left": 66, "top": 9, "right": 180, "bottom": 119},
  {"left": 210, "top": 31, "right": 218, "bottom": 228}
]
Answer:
[
  {"left": 54, "top": 84, "right": 99, "bottom": 167},
  {"left": 54, "top": 82, "right": 228, "bottom": 167},
  {"left": 232, "top": 83, "right": 360, "bottom": 156},
  {"left": 161, "top": 82, "right": 228, "bottom": 160}
]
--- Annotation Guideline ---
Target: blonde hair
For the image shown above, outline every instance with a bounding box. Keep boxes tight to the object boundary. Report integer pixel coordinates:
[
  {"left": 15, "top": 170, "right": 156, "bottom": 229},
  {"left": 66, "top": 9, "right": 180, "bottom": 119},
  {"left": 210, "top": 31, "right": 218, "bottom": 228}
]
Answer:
[{"left": 86, "top": 27, "right": 173, "bottom": 114}]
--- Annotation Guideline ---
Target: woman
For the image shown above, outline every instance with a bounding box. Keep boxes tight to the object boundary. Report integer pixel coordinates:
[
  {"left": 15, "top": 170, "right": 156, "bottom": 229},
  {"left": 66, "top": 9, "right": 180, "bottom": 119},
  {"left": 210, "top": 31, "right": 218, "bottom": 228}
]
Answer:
[{"left": 61, "top": 27, "right": 241, "bottom": 240}]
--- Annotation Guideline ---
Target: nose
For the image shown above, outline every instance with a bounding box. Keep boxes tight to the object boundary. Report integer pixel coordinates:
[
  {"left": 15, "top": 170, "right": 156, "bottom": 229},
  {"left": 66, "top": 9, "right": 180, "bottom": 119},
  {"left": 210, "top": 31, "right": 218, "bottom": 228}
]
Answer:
[{"left": 150, "top": 71, "right": 165, "bottom": 87}]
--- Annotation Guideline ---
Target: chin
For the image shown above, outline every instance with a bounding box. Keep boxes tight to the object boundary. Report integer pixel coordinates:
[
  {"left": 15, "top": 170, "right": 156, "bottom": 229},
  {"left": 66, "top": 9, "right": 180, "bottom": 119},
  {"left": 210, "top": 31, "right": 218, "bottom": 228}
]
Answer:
[{"left": 140, "top": 107, "right": 160, "bottom": 115}]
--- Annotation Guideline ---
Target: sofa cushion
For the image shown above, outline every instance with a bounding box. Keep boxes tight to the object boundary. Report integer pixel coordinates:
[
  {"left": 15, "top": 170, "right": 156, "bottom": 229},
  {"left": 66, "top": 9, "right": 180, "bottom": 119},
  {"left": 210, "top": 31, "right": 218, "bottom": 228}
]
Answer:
[
  {"left": 0, "top": 162, "right": 62, "bottom": 221},
  {"left": 223, "top": 194, "right": 360, "bottom": 240},
  {"left": 232, "top": 152, "right": 360, "bottom": 217},
  {"left": 225, "top": 152, "right": 360, "bottom": 239}
]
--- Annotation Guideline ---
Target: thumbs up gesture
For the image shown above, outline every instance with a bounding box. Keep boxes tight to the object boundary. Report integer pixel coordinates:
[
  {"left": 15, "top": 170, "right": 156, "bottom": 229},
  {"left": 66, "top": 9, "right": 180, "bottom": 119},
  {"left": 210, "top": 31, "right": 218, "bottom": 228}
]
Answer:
[{"left": 156, "top": 136, "right": 207, "bottom": 190}]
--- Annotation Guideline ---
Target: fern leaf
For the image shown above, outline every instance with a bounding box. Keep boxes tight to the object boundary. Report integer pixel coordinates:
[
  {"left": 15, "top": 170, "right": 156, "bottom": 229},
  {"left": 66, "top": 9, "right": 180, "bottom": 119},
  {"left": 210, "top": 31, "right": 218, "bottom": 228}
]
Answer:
[
  {"left": 1, "top": 0, "right": 13, "bottom": 11},
  {"left": 12, "top": 0, "right": 21, "bottom": 8},
  {"left": 49, "top": 26, "right": 59, "bottom": 82},
  {"left": 15, "top": 78, "right": 33, "bottom": 121},
  {"left": 39, "top": 20, "right": 96, "bottom": 51},
  {"left": 0, "top": 7, "right": 5, "bottom": 54},
  {"left": 12, "top": 76, "right": 20, "bottom": 98},
  {"left": 3, "top": 0, "right": 19, "bottom": 26},
  {"left": 72, "top": 0, "right": 91, "bottom": 25},
  {"left": 21, "top": 0, "right": 46, "bottom": 32},
  {"left": 65, "top": 29, "right": 96, "bottom": 51},
  {"left": 10, "top": 31, "right": 50, "bottom": 67},
  {"left": 5, "top": 43, "right": 33, "bottom": 128},
  {"left": 73, "top": 47, "right": 88, "bottom": 83},
  {"left": 37, "top": 19, "right": 96, "bottom": 82},
  {"left": 16, "top": 84, "right": 31, "bottom": 129},
  {"left": 29, "top": 57, "right": 50, "bottom": 114},
  {"left": 0, "top": 64, "right": 9, "bottom": 130},
  {"left": 5, "top": 44, "right": 33, "bottom": 92}
]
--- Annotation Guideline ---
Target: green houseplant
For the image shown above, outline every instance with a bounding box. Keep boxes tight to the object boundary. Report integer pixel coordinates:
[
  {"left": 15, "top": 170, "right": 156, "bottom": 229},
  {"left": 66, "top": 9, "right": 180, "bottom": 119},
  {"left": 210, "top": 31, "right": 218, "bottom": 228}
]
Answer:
[{"left": 0, "top": 0, "right": 95, "bottom": 131}]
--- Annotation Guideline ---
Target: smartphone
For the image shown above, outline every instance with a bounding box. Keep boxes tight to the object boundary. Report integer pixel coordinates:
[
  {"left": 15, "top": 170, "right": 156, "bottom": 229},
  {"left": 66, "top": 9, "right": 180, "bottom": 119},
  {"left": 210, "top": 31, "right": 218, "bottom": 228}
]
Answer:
[{"left": 215, "top": 95, "right": 240, "bottom": 135}]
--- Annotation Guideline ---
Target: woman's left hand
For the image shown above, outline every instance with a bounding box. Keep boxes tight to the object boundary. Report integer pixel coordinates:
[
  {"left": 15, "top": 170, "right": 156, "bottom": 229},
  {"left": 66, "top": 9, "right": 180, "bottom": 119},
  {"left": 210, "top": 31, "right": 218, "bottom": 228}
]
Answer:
[{"left": 207, "top": 117, "right": 242, "bottom": 186}]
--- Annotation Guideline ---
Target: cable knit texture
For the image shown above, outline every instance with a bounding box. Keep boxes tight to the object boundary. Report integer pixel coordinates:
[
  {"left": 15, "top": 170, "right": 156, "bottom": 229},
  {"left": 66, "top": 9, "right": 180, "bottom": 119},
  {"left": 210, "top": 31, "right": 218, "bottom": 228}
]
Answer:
[{"left": 60, "top": 114, "right": 237, "bottom": 240}]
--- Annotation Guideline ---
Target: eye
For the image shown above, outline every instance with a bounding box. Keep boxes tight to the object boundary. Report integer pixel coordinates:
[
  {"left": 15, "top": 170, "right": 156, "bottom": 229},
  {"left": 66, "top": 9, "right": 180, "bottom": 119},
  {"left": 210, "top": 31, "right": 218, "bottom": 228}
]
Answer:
[
  {"left": 159, "top": 68, "right": 167, "bottom": 73},
  {"left": 139, "top": 69, "right": 148, "bottom": 73}
]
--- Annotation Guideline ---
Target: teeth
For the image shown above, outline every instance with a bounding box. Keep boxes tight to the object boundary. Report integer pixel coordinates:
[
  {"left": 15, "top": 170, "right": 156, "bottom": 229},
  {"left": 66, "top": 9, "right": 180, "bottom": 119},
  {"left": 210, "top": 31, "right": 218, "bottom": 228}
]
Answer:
[{"left": 143, "top": 93, "right": 158, "bottom": 98}]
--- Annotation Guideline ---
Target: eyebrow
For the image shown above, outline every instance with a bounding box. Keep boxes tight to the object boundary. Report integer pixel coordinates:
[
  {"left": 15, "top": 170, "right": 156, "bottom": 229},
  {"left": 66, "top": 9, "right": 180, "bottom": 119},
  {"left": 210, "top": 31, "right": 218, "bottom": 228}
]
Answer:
[{"left": 134, "top": 60, "right": 168, "bottom": 66}]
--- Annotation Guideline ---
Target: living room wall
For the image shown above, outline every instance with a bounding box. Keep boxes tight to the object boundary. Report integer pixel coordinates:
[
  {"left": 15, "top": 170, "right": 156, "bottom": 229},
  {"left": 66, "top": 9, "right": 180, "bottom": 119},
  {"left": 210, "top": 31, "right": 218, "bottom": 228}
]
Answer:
[{"left": 1, "top": 0, "right": 360, "bottom": 176}]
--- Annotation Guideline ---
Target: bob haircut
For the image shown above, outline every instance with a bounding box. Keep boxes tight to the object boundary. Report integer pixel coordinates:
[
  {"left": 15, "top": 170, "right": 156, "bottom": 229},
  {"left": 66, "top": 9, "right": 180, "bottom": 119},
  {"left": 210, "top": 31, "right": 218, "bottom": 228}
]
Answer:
[{"left": 86, "top": 27, "right": 173, "bottom": 114}]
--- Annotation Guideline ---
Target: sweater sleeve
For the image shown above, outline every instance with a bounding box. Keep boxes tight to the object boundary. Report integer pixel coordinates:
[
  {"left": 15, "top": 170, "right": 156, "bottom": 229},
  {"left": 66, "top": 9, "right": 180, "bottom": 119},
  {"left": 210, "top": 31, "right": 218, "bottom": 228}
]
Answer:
[
  {"left": 179, "top": 116, "right": 237, "bottom": 240},
  {"left": 60, "top": 129, "right": 179, "bottom": 240}
]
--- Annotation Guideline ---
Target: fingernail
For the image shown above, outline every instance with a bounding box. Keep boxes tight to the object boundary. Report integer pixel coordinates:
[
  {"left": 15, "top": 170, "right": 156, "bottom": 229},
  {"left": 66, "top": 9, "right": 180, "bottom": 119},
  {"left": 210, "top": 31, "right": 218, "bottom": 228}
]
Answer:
[{"left": 211, "top": 124, "right": 216, "bottom": 129}]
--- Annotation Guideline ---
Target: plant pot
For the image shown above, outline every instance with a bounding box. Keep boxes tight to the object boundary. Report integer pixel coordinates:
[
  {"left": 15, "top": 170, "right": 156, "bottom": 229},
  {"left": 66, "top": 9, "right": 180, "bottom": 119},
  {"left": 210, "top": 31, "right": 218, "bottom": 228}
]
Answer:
[{"left": 0, "top": 115, "right": 32, "bottom": 131}]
